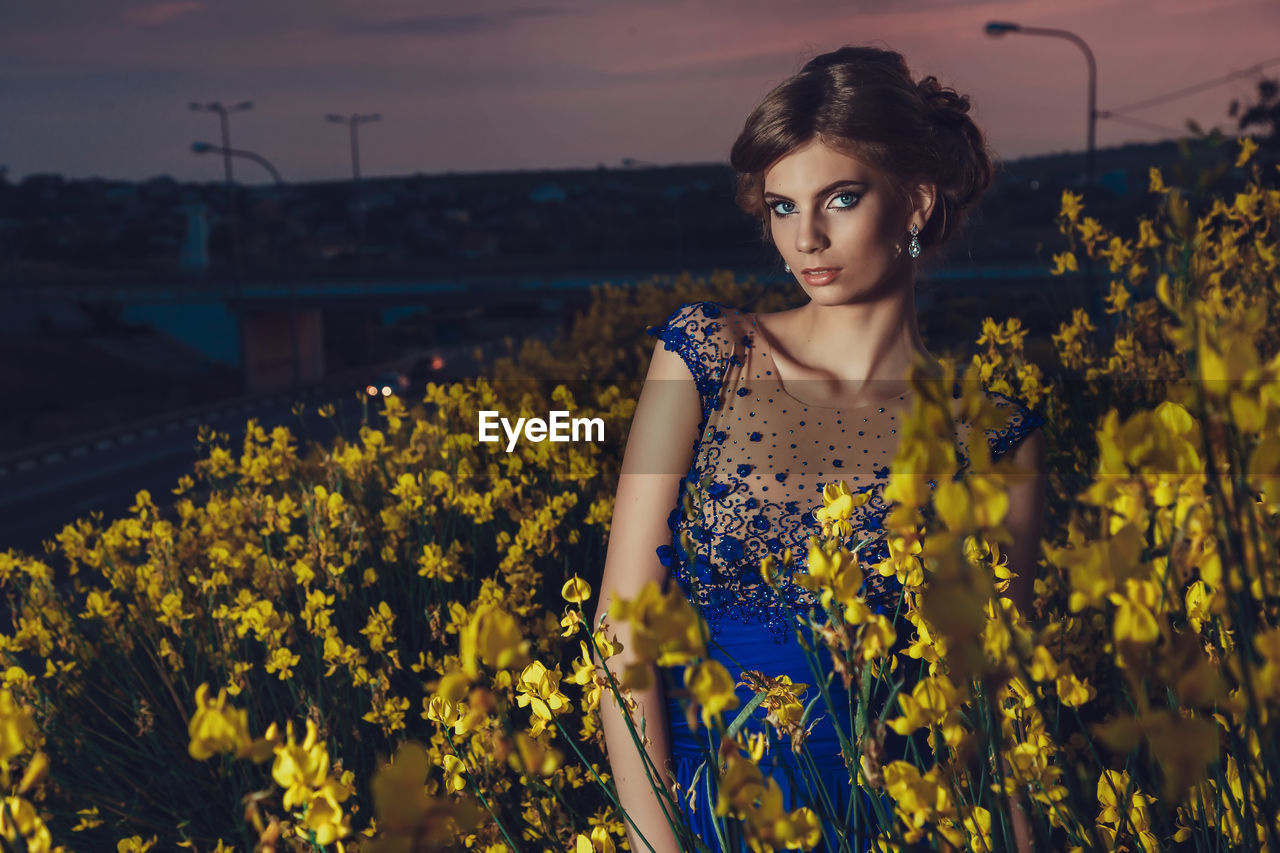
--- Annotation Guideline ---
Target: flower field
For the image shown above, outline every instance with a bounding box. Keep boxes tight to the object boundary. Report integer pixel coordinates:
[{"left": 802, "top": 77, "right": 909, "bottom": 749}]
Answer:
[{"left": 1, "top": 137, "right": 1278, "bottom": 852}]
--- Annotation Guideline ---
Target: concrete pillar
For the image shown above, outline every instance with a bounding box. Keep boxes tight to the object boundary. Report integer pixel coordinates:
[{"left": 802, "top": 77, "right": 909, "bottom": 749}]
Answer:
[{"left": 241, "top": 307, "right": 325, "bottom": 395}]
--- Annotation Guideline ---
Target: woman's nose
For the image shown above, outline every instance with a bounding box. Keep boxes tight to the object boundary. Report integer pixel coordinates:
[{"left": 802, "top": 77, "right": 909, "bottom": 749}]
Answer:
[{"left": 795, "top": 214, "right": 829, "bottom": 253}]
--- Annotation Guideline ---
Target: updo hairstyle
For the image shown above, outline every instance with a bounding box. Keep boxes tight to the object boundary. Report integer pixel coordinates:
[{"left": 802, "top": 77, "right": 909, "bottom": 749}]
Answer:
[{"left": 730, "top": 45, "right": 993, "bottom": 255}]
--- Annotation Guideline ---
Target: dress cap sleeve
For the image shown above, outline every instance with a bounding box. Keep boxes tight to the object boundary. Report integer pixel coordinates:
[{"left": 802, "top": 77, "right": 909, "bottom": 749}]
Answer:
[
  {"left": 983, "top": 389, "right": 1045, "bottom": 463},
  {"left": 646, "top": 301, "right": 735, "bottom": 422}
]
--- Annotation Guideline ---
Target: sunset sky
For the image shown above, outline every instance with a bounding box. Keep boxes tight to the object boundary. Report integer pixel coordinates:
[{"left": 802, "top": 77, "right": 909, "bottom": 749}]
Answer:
[{"left": 3, "top": 0, "right": 1277, "bottom": 185}]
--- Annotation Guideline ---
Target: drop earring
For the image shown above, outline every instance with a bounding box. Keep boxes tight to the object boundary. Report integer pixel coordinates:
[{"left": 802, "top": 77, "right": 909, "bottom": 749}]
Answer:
[
  {"left": 784, "top": 262, "right": 791, "bottom": 273},
  {"left": 907, "top": 224, "right": 921, "bottom": 259}
]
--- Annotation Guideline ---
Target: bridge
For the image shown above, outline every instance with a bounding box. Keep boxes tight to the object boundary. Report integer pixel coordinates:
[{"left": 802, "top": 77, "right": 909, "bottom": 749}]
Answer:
[{"left": 3, "top": 262, "right": 1083, "bottom": 395}]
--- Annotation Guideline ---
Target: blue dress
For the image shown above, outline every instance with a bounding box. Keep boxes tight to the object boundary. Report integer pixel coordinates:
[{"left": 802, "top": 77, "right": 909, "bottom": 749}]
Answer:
[{"left": 646, "top": 301, "right": 1044, "bottom": 852}]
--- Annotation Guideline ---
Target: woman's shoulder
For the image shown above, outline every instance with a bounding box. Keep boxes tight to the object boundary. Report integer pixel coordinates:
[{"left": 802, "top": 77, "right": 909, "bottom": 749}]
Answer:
[
  {"left": 646, "top": 300, "right": 754, "bottom": 356},
  {"left": 647, "top": 300, "right": 749, "bottom": 334},
  {"left": 951, "top": 384, "right": 1046, "bottom": 464},
  {"left": 645, "top": 301, "right": 751, "bottom": 412}
]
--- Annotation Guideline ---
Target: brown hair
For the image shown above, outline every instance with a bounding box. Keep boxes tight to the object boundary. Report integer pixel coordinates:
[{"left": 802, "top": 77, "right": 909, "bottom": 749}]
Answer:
[{"left": 730, "top": 45, "right": 993, "bottom": 255}]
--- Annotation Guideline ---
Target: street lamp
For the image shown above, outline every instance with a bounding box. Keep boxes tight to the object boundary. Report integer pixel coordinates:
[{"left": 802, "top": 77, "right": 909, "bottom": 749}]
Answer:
[
  {"left": 984, "top": 21, "right": 1097, "bottom": 187},
  {"left": 986, "top": 21, "right": 1104, "bottom": 328},
  {"left": 190, "top": 100, "right": 254, "bottom": 276},
  {"left": 324, "top": 113, "right": 381, "bottom": 181},
  {"left": 189, "top": 101, "right": 254, "bottom": 181},
  {"left": 190, "top": 141, "right": 302, "bottom": 396},
  {"left": 191, "top": 141, "right": 284, "bottom": 185},
  {"left": 325, "top": 113, "right": 381, "bottom": 271}
]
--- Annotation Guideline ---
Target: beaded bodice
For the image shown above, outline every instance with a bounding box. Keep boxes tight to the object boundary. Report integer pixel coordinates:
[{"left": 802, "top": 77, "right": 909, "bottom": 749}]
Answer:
[{"left": 648, "top": 301, "right": 1045, "bottom": 643}]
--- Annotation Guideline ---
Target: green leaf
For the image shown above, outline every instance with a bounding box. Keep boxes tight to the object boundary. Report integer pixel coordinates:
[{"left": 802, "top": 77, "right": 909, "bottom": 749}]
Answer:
[{"left": 725, "top": 691, "right": 767, "bottom": 740}]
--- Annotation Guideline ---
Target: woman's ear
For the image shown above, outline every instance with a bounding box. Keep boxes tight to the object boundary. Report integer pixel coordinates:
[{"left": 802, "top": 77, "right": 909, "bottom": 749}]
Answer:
[{"left": 911, "top": 182, "right": 939, "bottom": 232}]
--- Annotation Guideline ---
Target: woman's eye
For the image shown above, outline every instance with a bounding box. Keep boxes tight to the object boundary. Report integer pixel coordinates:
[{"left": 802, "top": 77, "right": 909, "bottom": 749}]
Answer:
[
  {"left": 769, "top": 200, "right": 796, "bottom": 216},
  {"left": 830, "top": 192, "right": 861, "bottom": 209}
]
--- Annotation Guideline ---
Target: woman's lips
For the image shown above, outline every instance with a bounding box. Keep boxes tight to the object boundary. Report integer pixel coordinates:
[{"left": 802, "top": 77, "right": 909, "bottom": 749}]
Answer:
[{"left": 801, "top": 267, "right": 841, "bottom": 286}]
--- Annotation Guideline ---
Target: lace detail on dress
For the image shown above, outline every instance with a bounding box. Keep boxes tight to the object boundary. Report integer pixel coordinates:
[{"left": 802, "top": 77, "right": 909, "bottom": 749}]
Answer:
[
  {"left": 955, "top": 388, "right": 1046, "bottom": 471},
  {"left": 646, "top": 301, "right": 736, "bottom": 426},
  {"left": 648, "top": 302, "right": 1044, "bottom": 644}
]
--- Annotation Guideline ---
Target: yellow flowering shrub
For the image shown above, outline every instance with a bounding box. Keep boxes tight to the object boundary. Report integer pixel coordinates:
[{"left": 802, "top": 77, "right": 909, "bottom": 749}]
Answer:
[{"left": 0, "top": 139, "right": 1276, "bottom": 851}]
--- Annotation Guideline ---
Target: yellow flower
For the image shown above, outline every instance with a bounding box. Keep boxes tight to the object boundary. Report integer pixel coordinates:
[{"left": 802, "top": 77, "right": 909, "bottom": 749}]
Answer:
[
  {"left": 798, "top": 538, "right": 863, "bottom": 610},
  {"left": 417, "top": 541, "right": 460, "bottom": 582},
  {"left": 1235, "top": 135, "right": 1259, "bottom": 167},
  {"left": 117, "top": 836, "right": 157, "bottom": 853},
  {"left": 272, "top": 719, "right": 331, "bottom": 810},
  {"left": 188, "top": 683, "right": 270, "bottom": 762},
  {"left": 962, "top": 806, "right": 993, "bottom": 853},
  {"left": 370, "top": 741, "right": 435, "bottom": 833},
  {"left": 0, "top": 690, "right": 35, "bottom": 763},
  {"left": 1078, "top": 216, "right": 1104, "bottom": 245},
  {"left": 515, "top": 661, "right": 571, "bottom": 736},
  {"left": 1050, "top": 252, "right": 1079, "bottom": 276},
  {"left": 1110, "top": 578, "right": 1163, "bottom": 647},
  {"left": 510, "top": 731, "right": 562, "bottom": 778},
  {"left": 882, "top": 762, "right": 955, "bottom": 843},
  {"left": 686, "top": 660, "right": 740, "bottom": 727},
  {"left": 776, "top": 805, "right": 823, "bottom": 848},
  {"left": 1136, "top": 217, "right": 1161, "bottom": 249},
  {"left": 1104, "top": 279, "right": 1130, "bottom": 314},
  {"left": 887, "top": 674, "right": 961, "bottom": 744},
  {"left": 300, "top": 792, "right": 351, "bottom": 846},
  {"left": 363, "top": 695, "right": 410, "bottom": 735},
  {"left": 264, "top": 647, "right": 300, "bottom": 681},
  {"left": 714, "top": 743, "right": 765, "bottom": 818},
  {"left": 1149, "top": 166, "right": 1168, "bottom": 194},
  {"left": 459, "top": 604, "right": 530, "bottom": 677},
  {"left": 608, "top": 580, "right": 705, "bottom": 667},
  {"left": 361, "top": 601, "right": 397, "bottom": 653},
  {"left": 813, "top": 480, "right": 869, "bottom": 537},
  {"left": 1060, "top": 189, "right": 1083, "bottom": 222},
  {"left": 80, "top": 589, "right": 123, "bottom": 623},
  {"left": 561, "top": 575, "right": 592, "bottom": 604},
  {"left": 858, "top": 614, "right": 897, "bottom": 663},
  {"left": 1055, "top": 673, "right": 1097, "bottom": 707},
  {"left": 1, "top": 796, "right": 52, "bottom": 852},
  {"left": 1028, "top": 645, "right": 1059, "bottom": 682}
]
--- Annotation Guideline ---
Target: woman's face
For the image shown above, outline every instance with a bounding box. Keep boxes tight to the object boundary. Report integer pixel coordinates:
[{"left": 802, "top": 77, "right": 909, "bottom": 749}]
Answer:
[{"left": 763, "top": 139, "right": 924, "bottom": 304}]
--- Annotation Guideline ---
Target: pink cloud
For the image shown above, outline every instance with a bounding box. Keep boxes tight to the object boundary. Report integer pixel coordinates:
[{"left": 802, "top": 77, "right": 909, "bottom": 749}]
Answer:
[{"left": 122, "top": 2, "right": 204, "bottom": 27}]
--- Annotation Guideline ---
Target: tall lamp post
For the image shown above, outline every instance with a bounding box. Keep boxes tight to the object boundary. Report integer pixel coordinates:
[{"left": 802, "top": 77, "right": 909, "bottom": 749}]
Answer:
[
  {"left": 985, "top": 22, "right": 1102, "bottom": 324},
  {"left": 326, "top": 113, "right": 381, "bottom": 268},
  {"left": 190, "top": 101, "right": 254, "bottom": 276},
  {"left": 192, "top": 142, "right": 283, "bottom": 184},
  {"left": 192, "top": 142, "right": 303, "bottom": 397},
  {"left": 325, "top": 112, "right": 381, "bottom": 180},
  {"left": 984, "top": 22, "right": 1097, "bottom": 187}
]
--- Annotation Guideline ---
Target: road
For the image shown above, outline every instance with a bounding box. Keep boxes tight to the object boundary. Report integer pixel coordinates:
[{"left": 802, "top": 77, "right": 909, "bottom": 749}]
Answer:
[{"left": 0, "top": 340, "right": 498, "bottom": 559}]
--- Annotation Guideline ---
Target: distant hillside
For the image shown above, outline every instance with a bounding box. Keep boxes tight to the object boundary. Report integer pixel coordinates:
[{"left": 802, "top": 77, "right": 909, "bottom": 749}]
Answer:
[{"left": 0, "top": 136, "right": 1243, "bottom": 284}]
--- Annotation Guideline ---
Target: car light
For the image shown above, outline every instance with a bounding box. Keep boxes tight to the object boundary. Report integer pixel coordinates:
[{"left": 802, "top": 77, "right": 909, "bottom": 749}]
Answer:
[
  {"left": 365, "top": 385, "right": 377, "bottom": 396},
  {"left": 382, "top": 386, "right": 392, "bottom": 396}
]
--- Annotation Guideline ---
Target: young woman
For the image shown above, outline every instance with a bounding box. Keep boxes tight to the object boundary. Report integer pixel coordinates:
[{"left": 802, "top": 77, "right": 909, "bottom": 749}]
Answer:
[{"left": 594, "top": 45, "right": 1046, "bottom": 852}]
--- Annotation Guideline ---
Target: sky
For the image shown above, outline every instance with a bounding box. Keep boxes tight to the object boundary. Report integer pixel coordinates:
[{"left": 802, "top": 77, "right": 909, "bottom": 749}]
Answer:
[{"left": 2, "top": 0, "right": 1278, "bottom": 185}]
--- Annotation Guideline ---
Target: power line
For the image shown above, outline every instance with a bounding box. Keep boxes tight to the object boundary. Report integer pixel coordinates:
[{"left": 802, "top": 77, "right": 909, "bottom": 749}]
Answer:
[
  {"left": 1100, "top": 112, "right": 1193, "bottom": 136},
  {"left": 1101, "top": 56, "right": 1280, "bottom": 116}
]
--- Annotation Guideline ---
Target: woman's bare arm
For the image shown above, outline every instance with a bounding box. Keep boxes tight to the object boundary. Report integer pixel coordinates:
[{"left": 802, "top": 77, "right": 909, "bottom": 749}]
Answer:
[{"left": 593, "top": 339, "right": 704, "bottom": 853}]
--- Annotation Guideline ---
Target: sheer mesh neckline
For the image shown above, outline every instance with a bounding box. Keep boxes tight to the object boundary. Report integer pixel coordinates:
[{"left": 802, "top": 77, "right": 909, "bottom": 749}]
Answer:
[
  {"left": 748, "top": 311, "right": 913, "bottom": 414},
  {"left": 646, "top": 301, "right": 1047, "bottom": 643}
]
